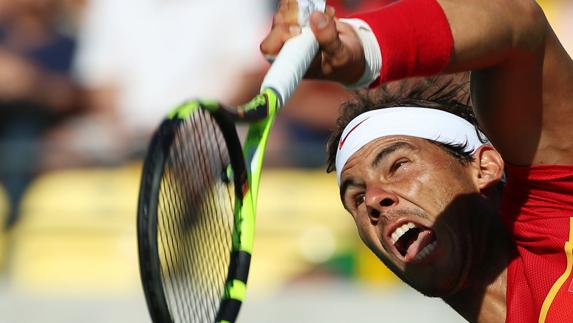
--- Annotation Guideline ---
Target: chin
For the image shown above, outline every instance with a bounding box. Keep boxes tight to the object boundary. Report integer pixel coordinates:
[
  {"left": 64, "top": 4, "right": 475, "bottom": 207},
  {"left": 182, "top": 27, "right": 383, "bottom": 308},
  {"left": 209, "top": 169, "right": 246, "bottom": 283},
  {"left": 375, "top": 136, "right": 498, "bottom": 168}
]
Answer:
[
  {"left": 412, "top": 282, "right": 452, "bottom": 298},
  {"left": 401, "top": 269, "right": 462, "bottom": 298}
]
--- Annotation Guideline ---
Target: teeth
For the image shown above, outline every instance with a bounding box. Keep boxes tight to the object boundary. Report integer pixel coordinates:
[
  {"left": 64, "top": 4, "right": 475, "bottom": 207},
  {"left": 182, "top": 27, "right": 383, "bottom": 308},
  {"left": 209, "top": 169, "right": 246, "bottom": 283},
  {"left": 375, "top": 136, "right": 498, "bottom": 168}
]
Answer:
[
  {"left": 391, "top": 222, "right": 416, "bottom": 244},
  {"left": 414, "top": 241, "right": 437, "bottom": 262}
]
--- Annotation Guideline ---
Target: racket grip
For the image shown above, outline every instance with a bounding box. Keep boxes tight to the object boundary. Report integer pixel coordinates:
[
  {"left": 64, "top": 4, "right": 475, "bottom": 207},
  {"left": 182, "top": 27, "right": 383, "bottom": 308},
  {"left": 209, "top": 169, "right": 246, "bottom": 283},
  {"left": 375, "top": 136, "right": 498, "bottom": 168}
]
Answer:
[{"left": 260, "top": 26, "right": 319, "bottom": 107}]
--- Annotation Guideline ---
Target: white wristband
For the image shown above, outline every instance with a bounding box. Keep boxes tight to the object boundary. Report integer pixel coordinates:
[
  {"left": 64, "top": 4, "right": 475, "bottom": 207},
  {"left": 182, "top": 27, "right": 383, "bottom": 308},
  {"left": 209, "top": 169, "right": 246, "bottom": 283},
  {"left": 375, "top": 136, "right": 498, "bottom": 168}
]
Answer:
[{"left": 339, "top": 18, "right": 382, "bottom": 90}]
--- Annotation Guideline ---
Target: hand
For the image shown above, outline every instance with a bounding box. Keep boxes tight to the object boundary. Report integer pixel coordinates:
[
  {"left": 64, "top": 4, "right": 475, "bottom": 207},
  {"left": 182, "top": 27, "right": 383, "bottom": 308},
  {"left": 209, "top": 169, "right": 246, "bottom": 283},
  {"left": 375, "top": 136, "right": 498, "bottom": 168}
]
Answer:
[{"left": 260, "top": 0, "right": 366, "bottom": 86}]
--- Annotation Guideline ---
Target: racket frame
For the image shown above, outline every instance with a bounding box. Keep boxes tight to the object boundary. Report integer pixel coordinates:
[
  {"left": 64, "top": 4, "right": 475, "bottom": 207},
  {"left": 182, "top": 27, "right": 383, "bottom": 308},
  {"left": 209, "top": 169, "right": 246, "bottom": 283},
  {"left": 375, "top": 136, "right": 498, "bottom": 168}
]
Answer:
[
  {"left": 138, "top": 21, "right": 320, "bottom": 323},
  {"left": 137, "top": 99, "right": 255, "bottom": 323}
]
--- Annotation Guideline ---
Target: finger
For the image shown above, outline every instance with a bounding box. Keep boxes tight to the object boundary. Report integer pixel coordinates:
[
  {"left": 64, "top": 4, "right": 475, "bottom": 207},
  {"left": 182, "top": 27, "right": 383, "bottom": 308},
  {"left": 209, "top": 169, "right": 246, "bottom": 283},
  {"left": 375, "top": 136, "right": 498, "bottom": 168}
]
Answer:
[
  {"left": 281, "top": 0, "right": 299, "bottom": 25},
  {"left": 260, "top": 26, "right": 301, "bottom": 62},
  {"left": 310, "top": 8, "right": 345, "bottom": 61},
  {"left": 260, "top": 23, "right": 301, "bottom": 59},
  {"left": 325, "top": 5, "right": 336, "bottom": 19},
  {"left": 260, "top": 2, "right": 301, "bottom": 59},
  {"left": 279, "top": 0, "right": 298, "bottom": 9},
  {"left": 308, "top": 11, "right": 366, "bottom": 83}
]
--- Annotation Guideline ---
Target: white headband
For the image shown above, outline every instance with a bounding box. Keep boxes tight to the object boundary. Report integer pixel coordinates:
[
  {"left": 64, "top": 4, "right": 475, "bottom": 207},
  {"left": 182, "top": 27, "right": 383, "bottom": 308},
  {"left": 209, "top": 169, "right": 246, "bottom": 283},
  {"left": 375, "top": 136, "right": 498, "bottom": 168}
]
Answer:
[{"left": 335, "top": 107, "right": 489, "bottom": 185}]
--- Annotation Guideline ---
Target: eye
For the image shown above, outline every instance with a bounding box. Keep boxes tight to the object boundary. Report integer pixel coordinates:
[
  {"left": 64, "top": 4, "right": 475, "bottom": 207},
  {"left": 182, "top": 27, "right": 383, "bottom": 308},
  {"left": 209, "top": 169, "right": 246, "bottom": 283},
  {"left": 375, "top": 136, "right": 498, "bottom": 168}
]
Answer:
[
  {"left": 354, "top": 193, "right": 365, "bottom": 208},
  {"left": 390, "top": 158, "right": 409, "bottom": 174}
]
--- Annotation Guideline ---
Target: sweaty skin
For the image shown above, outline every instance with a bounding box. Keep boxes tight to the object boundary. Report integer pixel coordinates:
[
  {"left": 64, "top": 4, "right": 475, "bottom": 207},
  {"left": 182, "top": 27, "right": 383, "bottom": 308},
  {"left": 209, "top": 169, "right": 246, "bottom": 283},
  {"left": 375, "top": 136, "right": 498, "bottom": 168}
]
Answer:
[
  {"left": 339, "top": 136, "right": 509, "bottom": 322},
  {"left": 341, "top": 137, "right": 477, "bottom": 292}
]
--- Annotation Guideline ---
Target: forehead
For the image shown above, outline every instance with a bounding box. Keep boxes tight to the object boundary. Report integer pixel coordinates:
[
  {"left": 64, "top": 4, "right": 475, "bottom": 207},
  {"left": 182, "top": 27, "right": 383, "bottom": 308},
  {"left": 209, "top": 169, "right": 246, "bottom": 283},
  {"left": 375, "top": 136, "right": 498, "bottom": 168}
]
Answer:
[{"left": 340, "top": 135, "right": 444, "bottom": 175}]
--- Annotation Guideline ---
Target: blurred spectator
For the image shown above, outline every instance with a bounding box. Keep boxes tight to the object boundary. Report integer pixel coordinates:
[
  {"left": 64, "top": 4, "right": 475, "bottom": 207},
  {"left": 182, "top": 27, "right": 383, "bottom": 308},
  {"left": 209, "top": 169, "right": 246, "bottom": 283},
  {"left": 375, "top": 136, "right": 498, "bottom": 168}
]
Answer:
[
  {"left": 53, "top": 0, "right": 270, "bottom": 169},
  {"left": 0, "top": 0, "right": 84, "bottom": 228}
]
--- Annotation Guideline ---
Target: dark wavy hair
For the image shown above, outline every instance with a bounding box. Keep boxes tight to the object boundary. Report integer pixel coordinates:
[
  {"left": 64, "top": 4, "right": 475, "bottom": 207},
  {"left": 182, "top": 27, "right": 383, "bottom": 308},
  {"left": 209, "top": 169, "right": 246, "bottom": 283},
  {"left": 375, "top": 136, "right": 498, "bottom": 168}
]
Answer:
[{"left": 326, "top": 74, "right": 488, "bottom": 173}]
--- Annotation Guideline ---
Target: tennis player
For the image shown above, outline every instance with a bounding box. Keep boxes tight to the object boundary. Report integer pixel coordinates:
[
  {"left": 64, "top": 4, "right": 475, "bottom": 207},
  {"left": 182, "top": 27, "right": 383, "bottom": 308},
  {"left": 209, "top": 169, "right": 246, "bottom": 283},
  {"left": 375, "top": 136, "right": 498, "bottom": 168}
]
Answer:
[{"left": 261, "top": 0, "right": 573, "bottom": 322}]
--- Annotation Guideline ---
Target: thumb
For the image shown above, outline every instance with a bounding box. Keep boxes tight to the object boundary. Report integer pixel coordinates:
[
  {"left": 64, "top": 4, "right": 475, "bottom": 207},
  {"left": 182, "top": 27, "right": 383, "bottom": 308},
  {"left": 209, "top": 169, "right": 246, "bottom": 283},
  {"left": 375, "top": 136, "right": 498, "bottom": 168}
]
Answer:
[{"left": 309, "top": 8, "right": 343, "bottom": 59}]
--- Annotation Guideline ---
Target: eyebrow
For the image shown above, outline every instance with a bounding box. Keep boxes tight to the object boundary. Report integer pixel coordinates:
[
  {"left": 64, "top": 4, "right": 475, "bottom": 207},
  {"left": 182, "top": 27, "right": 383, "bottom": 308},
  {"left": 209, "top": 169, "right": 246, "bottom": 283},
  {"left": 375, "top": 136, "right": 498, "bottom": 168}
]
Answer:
[{"left": 370, "top": 141, "right": 416, "bottom": 168}]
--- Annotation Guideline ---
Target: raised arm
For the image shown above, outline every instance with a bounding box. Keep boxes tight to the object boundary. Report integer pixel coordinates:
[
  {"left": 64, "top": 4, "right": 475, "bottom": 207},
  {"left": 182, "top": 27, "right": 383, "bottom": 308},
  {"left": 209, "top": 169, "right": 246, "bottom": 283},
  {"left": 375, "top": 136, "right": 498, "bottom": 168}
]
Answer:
[
  {"left": 438, "top": 0, "right": 573, "bottom": 166},
  {"left": 260, "top": 0, "right": 573, "bottom": 166}
]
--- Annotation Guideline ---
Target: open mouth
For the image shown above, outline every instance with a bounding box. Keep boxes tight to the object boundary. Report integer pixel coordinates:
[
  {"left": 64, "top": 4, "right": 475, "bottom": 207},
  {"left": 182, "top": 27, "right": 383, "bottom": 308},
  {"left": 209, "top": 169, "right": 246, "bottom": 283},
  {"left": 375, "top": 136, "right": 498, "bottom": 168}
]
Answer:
[{"left": 389, "top": 222, "right": 437, "bottom": 263}]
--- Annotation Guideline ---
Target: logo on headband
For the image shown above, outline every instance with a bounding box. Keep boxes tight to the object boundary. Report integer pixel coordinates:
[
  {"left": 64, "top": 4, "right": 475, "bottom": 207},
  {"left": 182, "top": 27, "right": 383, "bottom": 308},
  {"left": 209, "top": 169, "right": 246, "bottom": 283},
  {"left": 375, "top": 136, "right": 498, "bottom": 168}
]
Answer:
[{"left": 338, "top": 118, "right": 370, "bottom": 150}]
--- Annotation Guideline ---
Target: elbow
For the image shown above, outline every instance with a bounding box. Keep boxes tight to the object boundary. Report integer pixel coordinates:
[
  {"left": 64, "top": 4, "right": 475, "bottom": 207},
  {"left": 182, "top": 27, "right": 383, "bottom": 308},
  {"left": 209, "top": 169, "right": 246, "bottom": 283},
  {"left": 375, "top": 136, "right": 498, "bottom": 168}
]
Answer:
[{"left": 512, "top": 0, "right": 548, "bottom": 52}]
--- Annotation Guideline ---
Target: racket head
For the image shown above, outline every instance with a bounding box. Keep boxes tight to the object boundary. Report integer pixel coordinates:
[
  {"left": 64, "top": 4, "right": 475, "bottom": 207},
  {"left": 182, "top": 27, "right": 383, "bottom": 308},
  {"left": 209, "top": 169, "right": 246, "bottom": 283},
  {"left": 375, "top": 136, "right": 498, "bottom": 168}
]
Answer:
[{"left": 137, "top": 99, "right": 251, "bottom": 323}]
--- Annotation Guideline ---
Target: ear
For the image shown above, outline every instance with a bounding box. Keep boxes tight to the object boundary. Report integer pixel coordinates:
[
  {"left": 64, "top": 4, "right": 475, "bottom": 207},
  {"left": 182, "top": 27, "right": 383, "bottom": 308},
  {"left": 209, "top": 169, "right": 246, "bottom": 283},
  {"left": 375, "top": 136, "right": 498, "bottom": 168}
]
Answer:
[{"left": 473, "top": 146, "right": 504, "bottom": 190}]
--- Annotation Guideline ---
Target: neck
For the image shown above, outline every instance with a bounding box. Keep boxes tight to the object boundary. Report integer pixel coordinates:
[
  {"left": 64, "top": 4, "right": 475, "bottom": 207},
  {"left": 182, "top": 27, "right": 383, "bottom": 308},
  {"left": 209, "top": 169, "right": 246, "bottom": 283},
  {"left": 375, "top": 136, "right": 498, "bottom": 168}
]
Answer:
[
  {"left": 445, "top": 186, "right": 513, "bottom": 322},
  {"left": 445, "top": 262, "right": 508, "bottom": 322}
]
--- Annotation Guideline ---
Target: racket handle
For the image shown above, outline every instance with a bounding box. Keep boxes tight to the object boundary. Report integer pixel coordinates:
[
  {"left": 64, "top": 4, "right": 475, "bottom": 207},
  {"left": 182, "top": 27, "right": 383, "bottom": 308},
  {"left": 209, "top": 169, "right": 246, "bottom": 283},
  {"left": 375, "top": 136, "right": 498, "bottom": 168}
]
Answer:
[{"left": 260, "top": 26, "right": 319, "bottom": 107}]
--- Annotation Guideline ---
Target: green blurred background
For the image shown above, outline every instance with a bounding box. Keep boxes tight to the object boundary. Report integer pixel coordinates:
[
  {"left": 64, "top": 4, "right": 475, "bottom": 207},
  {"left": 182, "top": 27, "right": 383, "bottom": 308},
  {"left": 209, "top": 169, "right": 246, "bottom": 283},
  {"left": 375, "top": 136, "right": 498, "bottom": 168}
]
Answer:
[{"left": 0, "top": 0, "right": 569, "bottom": 322}]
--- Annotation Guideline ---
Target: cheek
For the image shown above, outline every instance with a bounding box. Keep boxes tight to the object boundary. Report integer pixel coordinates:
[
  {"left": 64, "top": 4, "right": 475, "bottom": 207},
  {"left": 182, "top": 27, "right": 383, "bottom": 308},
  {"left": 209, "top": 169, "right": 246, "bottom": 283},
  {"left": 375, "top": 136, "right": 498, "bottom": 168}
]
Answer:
[
  {"left": 353, "top": 214, "right": 379, "bottom": 249},
  {"left": 354, "top": 221, "right": 395, "bottom": 268},
  {"left": 353, "top": 214, "right": 369, "bottom": 237},
  {"left": 397, "top": 170, "right": 441, "bottom": 211},
  {"left": 405, "top": 166, "right": 470, "bottom": 213}
]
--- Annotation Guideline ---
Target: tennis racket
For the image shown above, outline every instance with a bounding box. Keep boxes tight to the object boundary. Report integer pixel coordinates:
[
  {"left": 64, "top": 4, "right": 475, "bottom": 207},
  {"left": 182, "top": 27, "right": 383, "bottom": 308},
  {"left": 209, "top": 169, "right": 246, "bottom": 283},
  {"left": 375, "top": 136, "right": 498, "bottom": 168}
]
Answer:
[{"left": 136, "top": 4, "right": 323, "bottom": 323}]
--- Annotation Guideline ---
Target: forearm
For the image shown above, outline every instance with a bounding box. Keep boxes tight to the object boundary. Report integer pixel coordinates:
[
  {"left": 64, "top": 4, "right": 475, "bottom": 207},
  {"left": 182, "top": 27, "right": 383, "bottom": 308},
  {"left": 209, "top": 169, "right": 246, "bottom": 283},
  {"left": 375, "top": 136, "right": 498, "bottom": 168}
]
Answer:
[
  {"left": 349, "top": 0, "right": 573, "bottom": 166},
  {"left": 350, "top": 0, "right": 547, "bottom": 83},
  {"left": 438, "top": 0, "right": 547, "bottom": 72}
]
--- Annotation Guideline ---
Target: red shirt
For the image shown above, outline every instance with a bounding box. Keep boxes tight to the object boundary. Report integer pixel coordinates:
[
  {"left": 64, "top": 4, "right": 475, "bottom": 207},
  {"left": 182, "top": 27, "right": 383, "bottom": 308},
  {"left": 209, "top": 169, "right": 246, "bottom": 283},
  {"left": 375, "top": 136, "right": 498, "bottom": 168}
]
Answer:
[{"left": 501, "top": 165, "right": 573, "bottom": 323}]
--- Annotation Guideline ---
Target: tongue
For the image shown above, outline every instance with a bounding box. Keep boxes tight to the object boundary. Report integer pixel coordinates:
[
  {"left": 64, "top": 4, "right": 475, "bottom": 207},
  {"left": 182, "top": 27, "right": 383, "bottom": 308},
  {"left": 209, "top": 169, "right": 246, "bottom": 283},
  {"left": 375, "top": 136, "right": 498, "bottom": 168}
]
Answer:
[{"left": 404, "top": 229, "right": 434, "bottom": 262}]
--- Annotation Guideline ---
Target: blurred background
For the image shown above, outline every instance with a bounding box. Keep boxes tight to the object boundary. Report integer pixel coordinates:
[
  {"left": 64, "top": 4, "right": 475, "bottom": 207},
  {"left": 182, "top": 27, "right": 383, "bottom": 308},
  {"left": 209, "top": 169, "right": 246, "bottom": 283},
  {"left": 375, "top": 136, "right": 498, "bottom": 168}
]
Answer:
[{"left": 0, "top": 0, "right": 569, "bottom": 322}]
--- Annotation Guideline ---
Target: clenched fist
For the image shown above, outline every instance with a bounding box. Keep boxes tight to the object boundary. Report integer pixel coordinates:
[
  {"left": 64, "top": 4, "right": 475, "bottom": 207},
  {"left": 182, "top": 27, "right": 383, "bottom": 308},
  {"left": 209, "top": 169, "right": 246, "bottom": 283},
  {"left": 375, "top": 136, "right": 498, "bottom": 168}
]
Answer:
[{"left": 260, "top": 0, "right": 366, "bottom": 86}]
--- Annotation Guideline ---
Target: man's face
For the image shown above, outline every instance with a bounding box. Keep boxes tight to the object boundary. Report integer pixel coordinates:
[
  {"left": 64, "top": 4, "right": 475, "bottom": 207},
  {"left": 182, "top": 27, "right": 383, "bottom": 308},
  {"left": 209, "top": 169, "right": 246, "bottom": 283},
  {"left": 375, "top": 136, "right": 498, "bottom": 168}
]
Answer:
[{"left": 339, "top": 135, "right": 483, "bottom": 296}]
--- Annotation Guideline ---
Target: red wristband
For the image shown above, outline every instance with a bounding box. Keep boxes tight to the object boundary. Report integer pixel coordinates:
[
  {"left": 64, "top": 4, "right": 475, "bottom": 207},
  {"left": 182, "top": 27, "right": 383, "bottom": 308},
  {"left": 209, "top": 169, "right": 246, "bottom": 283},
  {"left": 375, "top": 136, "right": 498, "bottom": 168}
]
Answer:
[{"left": 352, "top": 0, "right": 454, "bottom": 85}]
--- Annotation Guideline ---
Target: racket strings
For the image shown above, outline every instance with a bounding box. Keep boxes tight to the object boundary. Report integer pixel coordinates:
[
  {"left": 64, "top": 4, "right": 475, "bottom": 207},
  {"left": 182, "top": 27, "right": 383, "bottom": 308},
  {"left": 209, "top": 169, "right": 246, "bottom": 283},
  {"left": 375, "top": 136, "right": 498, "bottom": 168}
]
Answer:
[
  {"left": 185, "top": 118, "right": 221, "bottom": 320},
  {"left": 159, "top": 156, "right": 196, "bottom": 322},
  {"left": 174, "top": 118, "right": 211, "bottom": 320},
  {"left": 165, "top": 155, "right": 198, "bottom": 322},
  {"left": 190, "top": 112, "right": 233, "bottom": 318},
  {"left": 157, "top": 109, "right": 235, "bottom": 323},
  {"left": 160, "top": 120, "right": 213, "bottom": 323}
]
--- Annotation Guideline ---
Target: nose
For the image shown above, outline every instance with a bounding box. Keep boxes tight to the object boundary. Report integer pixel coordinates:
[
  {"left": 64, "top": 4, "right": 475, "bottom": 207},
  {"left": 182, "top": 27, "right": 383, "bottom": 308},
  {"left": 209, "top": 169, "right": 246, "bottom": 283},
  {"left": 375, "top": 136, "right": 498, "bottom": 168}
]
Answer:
[{"left": 365, "top": 187, "right": 398, "bottom": 224}]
